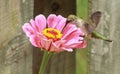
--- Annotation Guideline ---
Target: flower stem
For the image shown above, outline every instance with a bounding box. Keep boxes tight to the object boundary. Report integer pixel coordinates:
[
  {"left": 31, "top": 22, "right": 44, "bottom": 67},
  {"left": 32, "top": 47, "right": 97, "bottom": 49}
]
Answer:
[{"left": 39, "top": 50, "right": 52, "bottom": 74}]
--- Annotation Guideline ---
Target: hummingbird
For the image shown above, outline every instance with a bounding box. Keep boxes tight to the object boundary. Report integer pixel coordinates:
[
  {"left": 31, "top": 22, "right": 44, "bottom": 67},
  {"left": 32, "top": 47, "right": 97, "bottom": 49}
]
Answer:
[{"left": 67, "top": 11, "right": 112, "bottom": 42}]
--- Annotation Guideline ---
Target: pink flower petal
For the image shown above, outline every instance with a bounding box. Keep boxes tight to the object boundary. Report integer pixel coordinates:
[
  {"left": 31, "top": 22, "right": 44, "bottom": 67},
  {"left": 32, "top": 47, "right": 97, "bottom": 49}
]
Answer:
[
  {"left": 76, "top": 40, "right": 87, "bottom": 48},
  {"left": 29, "top": 35, "right": 41, "bottom": 47},
  {"left": 22, "top": 23, "right": 35, "bottom": 37},
  {"left": 35, "top": 14, "right": 46, "bottom": 32},
  {"left": 65, "top": 39, "right": 80, "bottom": 46},
  {"left": 54, "top": 40, "right": 66, "bottom": 47},
  {"left": 63, "top": 48, "right": 73, "bottom": 52},
  {"left": 66, "top": 30, "right": 80, "bottom": 40},
  {"left": 50, "top": 43, "right": 63, "bottom": 52},
  {"left": 62, "top": 39, "right": 80, "bottom": 48},
  {"left": 62, "top": 24, "right": 77, "bottom": 39},
  {"left": 64, "top": 28, "right": 84, "bottom": 41},
  {"left": 47, "top": 14, "right": 66, "bottom": 31},
  {"left": 37, "top": 32, "right": 47, "bottom": 39},
  {"left": 40, "top": 38, "right": 52, "bottom": 51},
  {"left": 55, "top": 15, "right": 66, "bottom": 31},
  {"left": 30, "top": 19, "right": 38, "bottom": 33},
  {"left": 47, "top": 14, "right": 57, "bottom": 28}
]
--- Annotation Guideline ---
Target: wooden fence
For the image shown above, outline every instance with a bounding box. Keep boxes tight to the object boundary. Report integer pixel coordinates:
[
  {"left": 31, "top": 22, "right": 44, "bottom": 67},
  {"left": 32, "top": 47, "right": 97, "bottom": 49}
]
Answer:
[
  {"left": 90, "top": 0, "right": 120, "bottom": 74},
  {"left": 0, "top": 0, "right": 120, "bottom": 74}
]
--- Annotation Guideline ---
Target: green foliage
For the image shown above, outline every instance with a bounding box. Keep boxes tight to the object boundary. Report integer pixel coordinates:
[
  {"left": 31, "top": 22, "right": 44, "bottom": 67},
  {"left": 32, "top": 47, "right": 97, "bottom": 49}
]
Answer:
[{"left": 76, "top": 0, "right": 89, "bottom": 74}]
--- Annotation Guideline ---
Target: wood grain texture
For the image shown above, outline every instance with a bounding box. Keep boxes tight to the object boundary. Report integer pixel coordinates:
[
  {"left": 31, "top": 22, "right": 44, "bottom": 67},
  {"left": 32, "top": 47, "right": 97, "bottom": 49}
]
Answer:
[
  {"left": 0, "top": 0, "right": 33, "bottom": 74},
  {"left": 33, "top": 0, "right": 76, "bottom": 74},
  {"left": 89, "top": 0, "right": 120, "bottom": 74}
]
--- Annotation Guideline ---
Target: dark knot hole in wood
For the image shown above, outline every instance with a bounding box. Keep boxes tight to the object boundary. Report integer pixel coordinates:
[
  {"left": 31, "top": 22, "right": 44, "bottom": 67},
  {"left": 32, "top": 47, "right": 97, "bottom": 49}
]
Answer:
[{"left": 51, "top": 2, "right": 60, "bottom": 12}]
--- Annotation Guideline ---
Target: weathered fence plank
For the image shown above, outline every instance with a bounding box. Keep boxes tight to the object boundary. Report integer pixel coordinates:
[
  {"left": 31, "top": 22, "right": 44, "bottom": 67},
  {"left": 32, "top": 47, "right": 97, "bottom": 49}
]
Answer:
[
  {"left": 0, "top": 0, "right": 33, "bottom": 74},
  {"left": 90, "top": 0, "right": 120, "bottom": 74}
]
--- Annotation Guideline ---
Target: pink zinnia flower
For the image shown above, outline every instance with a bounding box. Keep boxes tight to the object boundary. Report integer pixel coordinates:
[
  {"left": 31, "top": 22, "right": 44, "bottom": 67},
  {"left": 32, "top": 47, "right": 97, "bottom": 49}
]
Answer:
[{"left": 22, "top": 14, "right": 86, "bottom": 52}]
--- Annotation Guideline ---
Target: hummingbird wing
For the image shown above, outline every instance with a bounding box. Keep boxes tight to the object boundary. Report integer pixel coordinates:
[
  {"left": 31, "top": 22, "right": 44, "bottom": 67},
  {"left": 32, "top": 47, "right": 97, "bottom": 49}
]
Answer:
[
  {"left": 90, "top": 11, "right": 102, "bottom": 29},
  {"left": 83, "top": 11, "right": 102, "bottom": 34}
]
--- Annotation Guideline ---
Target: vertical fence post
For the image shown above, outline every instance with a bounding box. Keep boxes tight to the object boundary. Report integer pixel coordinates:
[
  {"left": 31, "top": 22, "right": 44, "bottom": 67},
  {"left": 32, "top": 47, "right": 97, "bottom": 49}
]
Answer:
[
  {"left": 76, "top": 0, "right": 89, "bottom": 74},
  {"left": 0, "top": 0, "right": 33, "bottom": 74},
  {"left": 90, "top": 0, "right": 120, "bottom": 74}
]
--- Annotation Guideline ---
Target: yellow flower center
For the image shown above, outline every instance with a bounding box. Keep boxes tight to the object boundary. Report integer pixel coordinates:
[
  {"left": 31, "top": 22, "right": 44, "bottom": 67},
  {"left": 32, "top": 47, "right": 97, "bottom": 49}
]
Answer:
[{"left": 42, "top": 28, "right": 62, "bottom": 41}]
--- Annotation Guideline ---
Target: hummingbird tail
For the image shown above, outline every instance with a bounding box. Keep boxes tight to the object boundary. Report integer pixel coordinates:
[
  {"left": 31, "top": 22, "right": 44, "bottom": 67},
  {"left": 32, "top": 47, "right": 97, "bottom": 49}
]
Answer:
[
  {"left": 91, "top": 31, "right": 112, "bottom": 42},
  {"left": 105, "top": 39, "right": 112, "bottom": 42}
]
